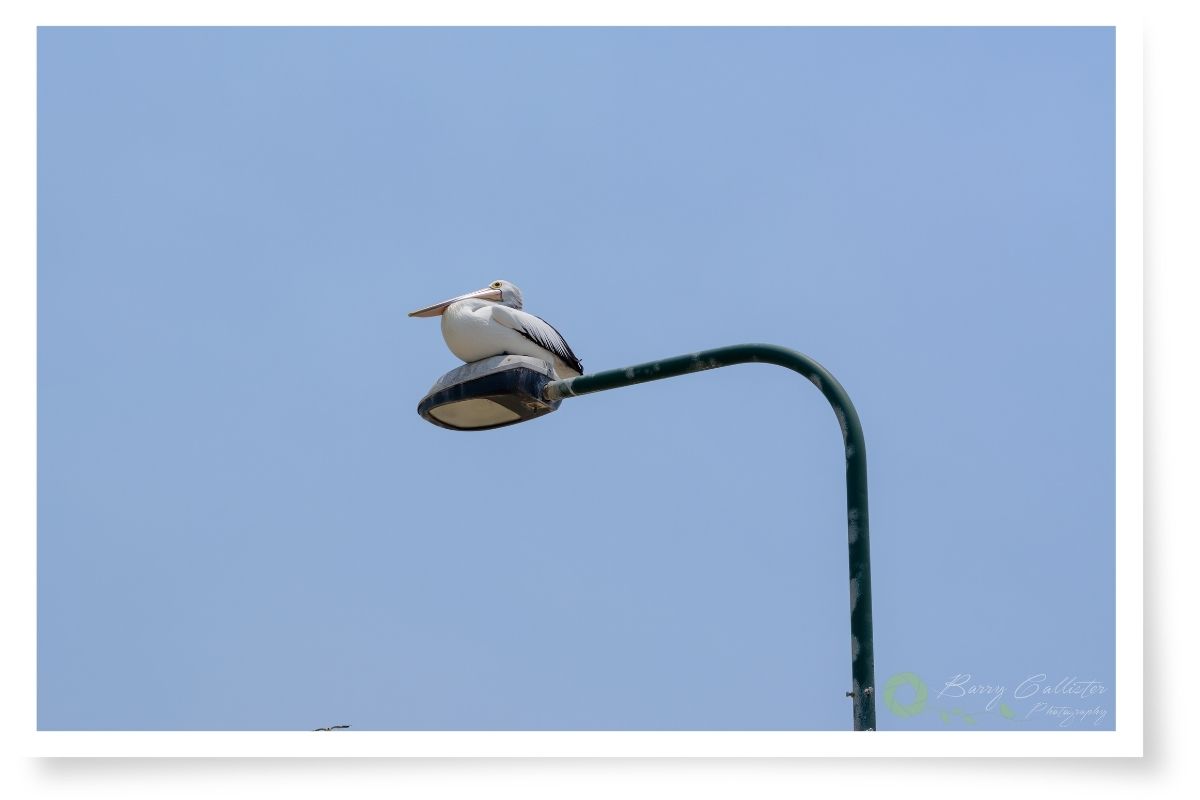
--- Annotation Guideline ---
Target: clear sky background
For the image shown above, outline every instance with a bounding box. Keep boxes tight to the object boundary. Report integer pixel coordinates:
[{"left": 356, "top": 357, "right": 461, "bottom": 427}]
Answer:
[{"left": 37, "top": 26, "right": 1114, "bottom": 731}]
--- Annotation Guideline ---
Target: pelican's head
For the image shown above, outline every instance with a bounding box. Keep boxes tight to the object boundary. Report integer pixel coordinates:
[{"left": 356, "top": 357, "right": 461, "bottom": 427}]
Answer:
[
  {"left": 491, "top": 280, "right": 524, "bottom": 309},
  {"left": 408, "top": 280, "right": 523, "bottom": 318}
]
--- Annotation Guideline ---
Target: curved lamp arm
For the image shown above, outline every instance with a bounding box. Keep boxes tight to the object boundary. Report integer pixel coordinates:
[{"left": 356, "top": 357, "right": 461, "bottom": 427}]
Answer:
[{"left": 544, "top": 343, "right": 876, "bottom": 731}]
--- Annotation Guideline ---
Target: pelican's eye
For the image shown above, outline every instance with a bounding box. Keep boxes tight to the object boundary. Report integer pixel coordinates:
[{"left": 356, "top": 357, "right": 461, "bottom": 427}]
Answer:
[{"left": 491, "top": 282, "right": 502, "bottom": 289}]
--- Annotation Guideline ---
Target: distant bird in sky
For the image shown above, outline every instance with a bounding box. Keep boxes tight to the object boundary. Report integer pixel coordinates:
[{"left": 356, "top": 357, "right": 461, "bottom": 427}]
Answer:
[
  {"left": 313, "top": 724, "right": 351, "bottom": 731},
  {"left": 409, "top": 280, "right": 584, "bottom": 378}
]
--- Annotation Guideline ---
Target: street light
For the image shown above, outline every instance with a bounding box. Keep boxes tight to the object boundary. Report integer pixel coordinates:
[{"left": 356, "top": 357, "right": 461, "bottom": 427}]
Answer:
[{"left": 415, "top": 342, "right": 876, "bottom": 731}]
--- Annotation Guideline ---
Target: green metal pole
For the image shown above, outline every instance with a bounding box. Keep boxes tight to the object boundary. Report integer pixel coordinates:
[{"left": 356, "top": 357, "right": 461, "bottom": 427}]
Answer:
[{"left": 543, "top": 343, "right": 876, "bottom": 731}]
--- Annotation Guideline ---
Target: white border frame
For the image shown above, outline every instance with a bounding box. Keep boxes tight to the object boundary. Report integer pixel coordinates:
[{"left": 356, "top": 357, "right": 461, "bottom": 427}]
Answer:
[{"left": 7, "top": 2, "right": 1142, "bottom": 759}]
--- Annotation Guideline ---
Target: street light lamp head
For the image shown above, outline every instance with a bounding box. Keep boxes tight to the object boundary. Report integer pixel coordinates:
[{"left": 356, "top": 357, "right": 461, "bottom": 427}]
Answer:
[{"left": 417, "top": 355, "right": 561, "bottom": 431}]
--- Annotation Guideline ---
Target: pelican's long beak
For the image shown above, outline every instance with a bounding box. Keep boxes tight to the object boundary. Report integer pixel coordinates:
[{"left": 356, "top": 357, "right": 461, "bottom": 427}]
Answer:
[{"left": 408, "top": 286, "right": 504, "bottom": 318}]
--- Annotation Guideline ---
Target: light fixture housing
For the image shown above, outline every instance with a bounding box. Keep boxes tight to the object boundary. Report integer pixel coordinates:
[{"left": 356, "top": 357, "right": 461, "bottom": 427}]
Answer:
[{"left": 416, "top": 355, "right": 561, "bottom": 431}]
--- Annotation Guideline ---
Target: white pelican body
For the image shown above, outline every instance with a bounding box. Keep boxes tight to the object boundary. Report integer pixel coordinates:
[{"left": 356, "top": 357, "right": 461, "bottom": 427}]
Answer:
[{"left": 409, "top": 280, "right": 584, "bottom": 378}]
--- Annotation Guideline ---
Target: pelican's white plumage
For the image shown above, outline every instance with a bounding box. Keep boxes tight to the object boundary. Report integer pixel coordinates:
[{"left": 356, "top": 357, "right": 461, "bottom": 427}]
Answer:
[{"left": 409, "top": 280, "right": 584, "bottom": 378}]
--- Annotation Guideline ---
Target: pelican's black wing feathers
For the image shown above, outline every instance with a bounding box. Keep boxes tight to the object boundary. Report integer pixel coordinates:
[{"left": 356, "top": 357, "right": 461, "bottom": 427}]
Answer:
[{"left": 491, "top": 305, "right": 584, "bottom": 374}]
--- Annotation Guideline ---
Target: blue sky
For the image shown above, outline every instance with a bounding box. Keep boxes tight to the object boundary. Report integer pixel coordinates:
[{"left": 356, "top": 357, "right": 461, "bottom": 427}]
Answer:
[{"left": 37, "top": 26, "right": 1114, "bottom": 731}]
